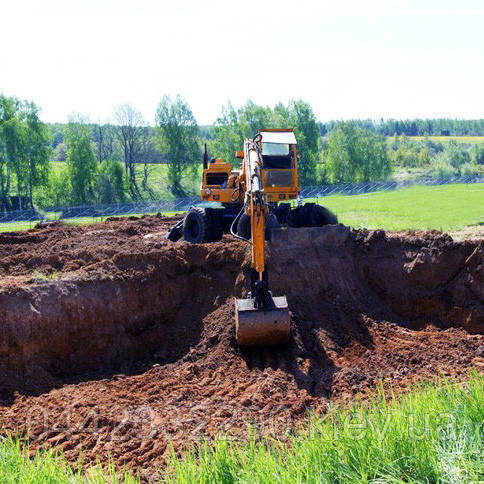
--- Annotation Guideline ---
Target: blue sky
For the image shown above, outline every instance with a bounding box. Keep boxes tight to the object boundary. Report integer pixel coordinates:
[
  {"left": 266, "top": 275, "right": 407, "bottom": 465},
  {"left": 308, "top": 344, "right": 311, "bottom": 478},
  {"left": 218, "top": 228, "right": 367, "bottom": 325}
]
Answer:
[{"left": 1, "top": 0, "right": 483, "bottom": 124}]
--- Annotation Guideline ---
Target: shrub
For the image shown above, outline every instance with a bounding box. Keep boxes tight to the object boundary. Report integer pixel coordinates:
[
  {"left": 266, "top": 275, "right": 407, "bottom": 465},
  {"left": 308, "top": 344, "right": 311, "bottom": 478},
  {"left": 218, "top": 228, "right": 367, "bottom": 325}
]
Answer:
[{"left": 431, "top": 160, "right": 457, "bottom": 180}]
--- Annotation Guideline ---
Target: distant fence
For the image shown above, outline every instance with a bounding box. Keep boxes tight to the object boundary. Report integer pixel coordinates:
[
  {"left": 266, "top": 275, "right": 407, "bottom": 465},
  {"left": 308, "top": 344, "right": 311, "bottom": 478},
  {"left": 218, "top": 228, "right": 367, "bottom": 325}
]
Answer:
[{"left": 0, "top": 175, "right": 482, "bottom": 230}]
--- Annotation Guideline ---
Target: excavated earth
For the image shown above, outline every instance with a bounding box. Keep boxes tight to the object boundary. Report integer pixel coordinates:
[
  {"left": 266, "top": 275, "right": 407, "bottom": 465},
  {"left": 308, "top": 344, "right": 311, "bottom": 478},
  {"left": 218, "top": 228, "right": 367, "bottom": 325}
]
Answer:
[{"left": 0, "top": 215, "right": 483, "bottom": 479}]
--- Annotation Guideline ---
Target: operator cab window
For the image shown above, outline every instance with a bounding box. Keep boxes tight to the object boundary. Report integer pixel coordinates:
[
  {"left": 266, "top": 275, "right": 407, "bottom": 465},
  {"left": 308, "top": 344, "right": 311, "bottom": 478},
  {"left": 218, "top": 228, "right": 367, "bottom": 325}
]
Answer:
[{"left": 261, "top": 143, "right": 292, "bottom": 169}]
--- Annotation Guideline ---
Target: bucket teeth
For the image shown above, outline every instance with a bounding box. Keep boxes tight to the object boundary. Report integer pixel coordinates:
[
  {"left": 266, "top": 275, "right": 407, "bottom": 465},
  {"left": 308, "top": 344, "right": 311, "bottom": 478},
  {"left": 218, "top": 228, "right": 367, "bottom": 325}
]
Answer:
[{"left": 235, "top": 296, "right": 290, "bottom": 347}]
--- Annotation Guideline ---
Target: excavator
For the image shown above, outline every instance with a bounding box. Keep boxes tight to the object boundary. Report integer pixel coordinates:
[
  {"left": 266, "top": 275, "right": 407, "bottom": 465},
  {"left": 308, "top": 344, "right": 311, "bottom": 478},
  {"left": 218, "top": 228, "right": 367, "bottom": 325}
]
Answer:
[{"left": 167, "top": 129, "right": 337, "bottom": 347}]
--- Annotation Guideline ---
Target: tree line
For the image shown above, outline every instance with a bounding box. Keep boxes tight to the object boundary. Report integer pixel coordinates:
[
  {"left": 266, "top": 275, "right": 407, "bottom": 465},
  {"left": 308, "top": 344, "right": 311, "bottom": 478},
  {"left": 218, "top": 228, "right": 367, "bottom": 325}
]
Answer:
[
  {"left": 1, "top": 92, "right": 483, "bottom": 211},
  {"left": 321, "top": 118, "right": 484, "bottom": 137}
]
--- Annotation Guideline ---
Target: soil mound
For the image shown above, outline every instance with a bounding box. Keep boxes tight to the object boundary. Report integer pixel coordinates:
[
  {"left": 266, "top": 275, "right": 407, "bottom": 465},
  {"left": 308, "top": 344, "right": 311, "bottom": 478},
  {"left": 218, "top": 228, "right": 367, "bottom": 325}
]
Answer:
[{"left": 0, "top": 218, "right": 482, "bottom": 478}]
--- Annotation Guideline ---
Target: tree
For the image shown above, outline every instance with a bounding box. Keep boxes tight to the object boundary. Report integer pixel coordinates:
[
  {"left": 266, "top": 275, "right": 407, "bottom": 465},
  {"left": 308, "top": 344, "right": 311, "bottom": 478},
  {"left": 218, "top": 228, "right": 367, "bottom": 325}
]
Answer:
[
  {"left": 95, "top": 160, "right": 126, "bottom": 204},
  {"left": 94, "top": 123, "right": 116, "bottom": 163},
  {"left": 155, "top": 95, "right": 200, "bottom": 196},
  {"left": 23, "top": 102, "right": 50, "bottom": 207},
  {"left": 324, "top": 123, "right": 392, "bottom": 183},
  {"left": 0, "top": 95, "right": 50, "bottom": 210},
  {"left": 209, "top": 100, "right": 320, "bottom": 184},
  {"left": 114, "top": 104, "right": 145, "bottom": 197},
  {"left": 284, "top": 100, "right": 320, "bottom": 185},
  {"left": 65, "top": 116, "right": 97, "bottom": 204},
  {"left": 0, "top": 95, "right": 19, "bottom": 209}
]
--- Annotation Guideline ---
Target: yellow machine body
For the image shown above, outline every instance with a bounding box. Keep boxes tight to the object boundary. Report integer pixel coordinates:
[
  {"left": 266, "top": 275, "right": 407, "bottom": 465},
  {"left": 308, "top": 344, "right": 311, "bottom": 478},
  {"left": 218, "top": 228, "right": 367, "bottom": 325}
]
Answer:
[{"left": 201, "top": 130, "right": 296, "bottom": 347}]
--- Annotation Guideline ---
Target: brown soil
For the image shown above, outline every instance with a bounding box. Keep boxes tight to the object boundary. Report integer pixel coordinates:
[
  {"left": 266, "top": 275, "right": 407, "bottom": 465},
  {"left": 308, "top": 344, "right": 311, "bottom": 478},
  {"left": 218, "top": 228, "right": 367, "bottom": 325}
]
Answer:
[{"left": 0, "top": 217, "right": 482, "bottom": 480}]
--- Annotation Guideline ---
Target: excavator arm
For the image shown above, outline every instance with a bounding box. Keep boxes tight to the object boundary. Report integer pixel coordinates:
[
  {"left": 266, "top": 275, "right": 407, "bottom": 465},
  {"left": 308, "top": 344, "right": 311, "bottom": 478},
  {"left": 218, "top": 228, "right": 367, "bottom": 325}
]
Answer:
[{"left": 235, "top": 135, "right": 290, "bottom": 346}]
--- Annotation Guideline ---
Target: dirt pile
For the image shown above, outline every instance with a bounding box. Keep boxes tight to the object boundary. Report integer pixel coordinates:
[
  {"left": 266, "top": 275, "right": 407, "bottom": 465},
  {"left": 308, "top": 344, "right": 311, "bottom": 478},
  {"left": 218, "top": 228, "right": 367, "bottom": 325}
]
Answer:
[{"left": 0, "top": 217, "right": 482, "bottom": 478}]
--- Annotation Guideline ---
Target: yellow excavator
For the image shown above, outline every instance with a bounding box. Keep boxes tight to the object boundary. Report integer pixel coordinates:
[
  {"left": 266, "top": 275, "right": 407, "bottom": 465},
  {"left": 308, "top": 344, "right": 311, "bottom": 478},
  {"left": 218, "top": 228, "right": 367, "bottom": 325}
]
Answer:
[{"left": 167, "top": 129, "right": 337, "bottom": 347}]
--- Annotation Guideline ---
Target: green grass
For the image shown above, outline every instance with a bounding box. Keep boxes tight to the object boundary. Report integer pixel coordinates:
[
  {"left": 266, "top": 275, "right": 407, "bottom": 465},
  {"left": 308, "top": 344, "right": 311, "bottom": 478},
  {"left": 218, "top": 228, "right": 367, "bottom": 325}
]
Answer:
[
  {"left": 1, "top": 183, "right": 482, "bottom": 234},
  {"left": 311, "top": 183, "right": 484, "bottom": 232},
  {"left": 0, "top": 211, "right": 181, "bottom": 233},
  {"left": 0, "top": 437, "right": 138, "bottom": 483},
  {"left": 1, "top": 373, "right": 482, "bottom": 482}
]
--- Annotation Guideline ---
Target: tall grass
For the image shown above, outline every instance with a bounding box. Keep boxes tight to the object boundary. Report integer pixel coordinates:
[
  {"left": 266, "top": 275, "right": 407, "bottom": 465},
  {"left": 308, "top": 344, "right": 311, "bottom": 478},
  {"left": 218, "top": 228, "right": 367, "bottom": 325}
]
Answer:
[
  {"left": 0, "top": 436, "right": 139, "bottom": 483},
  {"left": 166, "top": 373, "right": 484, "bottom": 483}
]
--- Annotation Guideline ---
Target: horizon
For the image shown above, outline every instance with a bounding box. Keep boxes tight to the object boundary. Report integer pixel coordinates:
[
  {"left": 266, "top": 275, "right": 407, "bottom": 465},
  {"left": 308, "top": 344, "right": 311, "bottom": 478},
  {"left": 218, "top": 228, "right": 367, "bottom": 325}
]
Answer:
[{"left": 1, "top": 0, "right": 483, "bottom": 125}]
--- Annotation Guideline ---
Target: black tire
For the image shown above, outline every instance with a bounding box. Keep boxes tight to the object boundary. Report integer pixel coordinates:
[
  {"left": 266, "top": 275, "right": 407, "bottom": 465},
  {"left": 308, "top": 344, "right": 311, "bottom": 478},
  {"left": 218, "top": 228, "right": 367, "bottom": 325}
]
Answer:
[
  {"left": 310, "top": 204, "right": 338, "bottom": 226},
  {"left": 287, "top": 206, "right": 303, "bottom": 227},
  {"left": 210, "top": 214, "right": 224, "bottom": 242},
  {"left": 183, "top": 207, "right": 213, "bottom": 243},
  {"left": 236, "top": 213, "right": 251, "bottom": 240},
  {"left": 237, "top": 212, "right": 280, "bottom": 240},
  {"left": 288, "top": 203, "right": 337, "bottom": 228}
]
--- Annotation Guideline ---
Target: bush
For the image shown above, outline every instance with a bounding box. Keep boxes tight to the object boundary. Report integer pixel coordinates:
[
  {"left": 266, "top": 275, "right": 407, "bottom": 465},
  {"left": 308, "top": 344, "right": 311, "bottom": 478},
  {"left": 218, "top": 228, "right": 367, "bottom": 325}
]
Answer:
[
  {"left": 431, "top": 160, "right": 458, "bottom": 180},
  {"left": 440, "top": 140, "right": 470, "bottom": 169},
  {"left": 470, "top": 144, "right": 484, "bottom": 165},
  {"left": 34, "top": 168, "right": 71, "bottom": 208},
  {"left": 459, "top": 162, "right": 480, "bottom": 177}
]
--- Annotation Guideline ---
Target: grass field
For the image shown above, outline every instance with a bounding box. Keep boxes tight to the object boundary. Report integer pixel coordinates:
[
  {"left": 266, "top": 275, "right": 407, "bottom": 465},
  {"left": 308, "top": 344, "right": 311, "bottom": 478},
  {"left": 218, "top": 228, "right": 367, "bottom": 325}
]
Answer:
[
  {"left": 313, "top": 183, "right": 484, "bottom": 232},
  {"left": 407, "top": 136, "right": 484, "bottom": 144},
  {"left": 1, "top": 373, "right": 482, "bottom": 482},
  {"left": 1, "top": 183, "right": 482, "bottom": 234}
]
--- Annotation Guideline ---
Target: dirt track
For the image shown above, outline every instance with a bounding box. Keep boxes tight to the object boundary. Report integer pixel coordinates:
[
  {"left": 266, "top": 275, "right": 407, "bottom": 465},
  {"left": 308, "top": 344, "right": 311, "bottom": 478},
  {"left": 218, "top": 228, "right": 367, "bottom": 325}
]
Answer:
[{"left": 0, "top": 216, "right": 482, "bottom": 479}]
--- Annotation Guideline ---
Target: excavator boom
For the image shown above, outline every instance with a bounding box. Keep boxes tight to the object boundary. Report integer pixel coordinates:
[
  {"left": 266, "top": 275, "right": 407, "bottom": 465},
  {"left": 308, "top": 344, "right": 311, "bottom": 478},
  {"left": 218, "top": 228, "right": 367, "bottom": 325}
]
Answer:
[{"left": 234, "top": 134, "right": 290, "bottom": 347}]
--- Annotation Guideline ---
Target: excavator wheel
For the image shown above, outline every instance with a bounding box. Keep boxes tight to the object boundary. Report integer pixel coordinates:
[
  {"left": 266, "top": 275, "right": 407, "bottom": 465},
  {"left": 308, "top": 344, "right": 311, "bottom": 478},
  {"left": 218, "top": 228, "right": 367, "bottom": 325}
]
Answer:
[
  {"left": 237, "top": 213, "right": 280, "bottom": 240},
  {"left": 183, "top": 207, "right": 213, "bottom": 243},
  {"left": 288, "top": 203, "right": 337, "bottom": 228},
  {"left": 310, "top": 204, "right": 338, "bottom": 226}
]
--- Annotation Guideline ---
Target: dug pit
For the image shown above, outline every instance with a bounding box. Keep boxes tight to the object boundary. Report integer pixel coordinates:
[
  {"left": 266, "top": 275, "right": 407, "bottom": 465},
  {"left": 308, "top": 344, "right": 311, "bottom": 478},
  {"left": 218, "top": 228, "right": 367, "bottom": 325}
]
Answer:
[{"left": 0, "top": 217, "right": 482, "bottom": 477}]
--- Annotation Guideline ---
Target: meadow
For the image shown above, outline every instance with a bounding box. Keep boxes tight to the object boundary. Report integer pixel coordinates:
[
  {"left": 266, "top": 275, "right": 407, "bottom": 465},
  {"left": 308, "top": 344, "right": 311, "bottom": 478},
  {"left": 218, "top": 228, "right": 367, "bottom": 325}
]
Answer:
[
  {"left": 407, "top": 135, "right": 484, "bottom": 144},
  {"left": 314, "top": 183, "right": 484, "bottom": 232}
]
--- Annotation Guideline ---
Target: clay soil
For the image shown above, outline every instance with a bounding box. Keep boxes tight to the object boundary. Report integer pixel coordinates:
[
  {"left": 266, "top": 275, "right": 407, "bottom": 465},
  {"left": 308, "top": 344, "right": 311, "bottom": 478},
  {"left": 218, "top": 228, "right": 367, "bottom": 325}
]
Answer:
[{"left": 0, "top": 216, "right": 482, "bottom": 480}]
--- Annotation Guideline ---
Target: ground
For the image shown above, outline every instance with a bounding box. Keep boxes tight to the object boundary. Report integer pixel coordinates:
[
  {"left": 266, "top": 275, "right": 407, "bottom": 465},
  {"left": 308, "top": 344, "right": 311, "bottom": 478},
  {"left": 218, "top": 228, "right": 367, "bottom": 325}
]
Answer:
[{"left": 0, "top": 216, "right": 482, "bottom": 481}]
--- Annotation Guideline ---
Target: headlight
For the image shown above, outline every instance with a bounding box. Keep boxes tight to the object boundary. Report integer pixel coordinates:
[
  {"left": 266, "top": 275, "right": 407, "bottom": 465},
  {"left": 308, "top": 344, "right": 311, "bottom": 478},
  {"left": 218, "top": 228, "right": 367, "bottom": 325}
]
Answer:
[{"left": 205, "top": 188, "right": 211, "bottom": 196}]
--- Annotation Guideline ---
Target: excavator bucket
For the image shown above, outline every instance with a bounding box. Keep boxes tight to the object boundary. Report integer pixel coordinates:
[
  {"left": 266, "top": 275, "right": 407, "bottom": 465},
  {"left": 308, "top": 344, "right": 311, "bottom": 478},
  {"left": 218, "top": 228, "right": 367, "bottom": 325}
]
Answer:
[{"left": 235, "top": 296, "right": 290, "bottom": 347}]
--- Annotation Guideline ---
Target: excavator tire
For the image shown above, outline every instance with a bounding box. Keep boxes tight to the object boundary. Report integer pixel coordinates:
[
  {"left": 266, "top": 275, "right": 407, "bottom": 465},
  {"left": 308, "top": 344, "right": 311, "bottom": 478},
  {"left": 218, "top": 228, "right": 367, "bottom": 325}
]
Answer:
[
  {"left": 183, "top": 207, "right": 213, "bottom": 243},
  {"left": 309, "top": 204, "right": 338, "bottom": 226},
  {"left": 237, "top": 213, "right": 280, "bottom": 240},
  {"left": 287, "top": 206, "right": 303, "bottom": 227},
  {"left": 287, "top": 203, "right": 337, "bottom": 228},
  {"left": 236, "top": 213, "right": 251, "bottom": 240}
]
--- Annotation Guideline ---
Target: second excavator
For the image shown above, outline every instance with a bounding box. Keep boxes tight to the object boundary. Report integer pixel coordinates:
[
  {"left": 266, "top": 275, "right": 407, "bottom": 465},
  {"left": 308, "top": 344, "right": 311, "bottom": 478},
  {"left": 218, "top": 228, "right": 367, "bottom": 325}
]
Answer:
[{"left": 167, "top": 129, "right": 337, "bottom": 347}]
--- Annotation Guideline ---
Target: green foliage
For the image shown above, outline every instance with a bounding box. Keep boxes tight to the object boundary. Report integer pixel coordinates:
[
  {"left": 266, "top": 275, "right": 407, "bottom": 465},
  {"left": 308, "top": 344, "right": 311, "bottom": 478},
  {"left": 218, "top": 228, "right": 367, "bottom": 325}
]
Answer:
[
  {"left": 439, "top": 140, "right": 471, "bottom": 169},
  {"left": 155, "top": 95, "right": 200, "bottom": 196},
  {"left": 35, "top": 167, "right": 70, "bottom": 207},
  {"left": 95, "top": 160, "right": 126, "bottom": 204},
  {"left": 0, "top": 94, "right": 51, "bottom": 210},
  {"left": 324, "top": 123, "right": 392, "bottom": 183},
  {"left": 470, "top": 144, "right": 484, "bottom": 165},
  {"left": 210, "top": 100, "right": 320, "bottom": 185},
  {"left": 460, "top": 162, "right": 480, "bottom": 177},
  {"left": 431, "top": 160, "right": 458, "bottom": 180},
  {"left": 322, "top": 118, "right": 484, "bottom": 137},
  {"left": 65, "top": 117, "right": 97, "bottom": 204}
]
